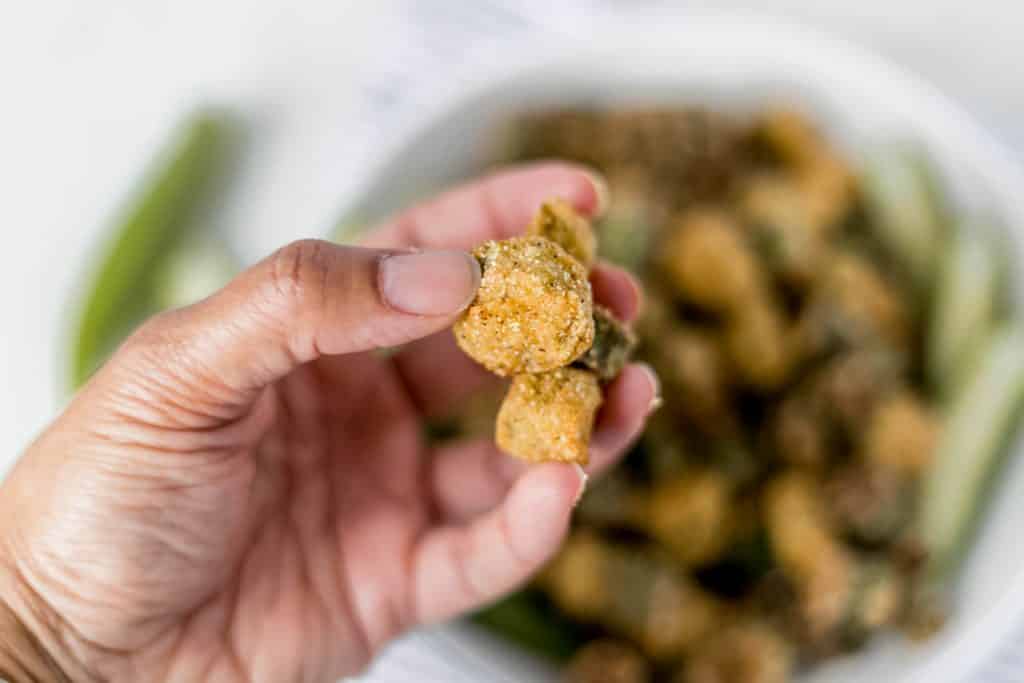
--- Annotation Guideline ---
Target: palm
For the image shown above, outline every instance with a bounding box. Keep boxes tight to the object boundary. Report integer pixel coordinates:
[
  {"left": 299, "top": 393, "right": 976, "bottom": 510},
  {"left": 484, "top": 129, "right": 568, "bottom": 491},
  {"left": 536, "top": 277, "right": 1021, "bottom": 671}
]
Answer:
[{"left": 166, "top": 352, "right": 429, "bottom": 681}]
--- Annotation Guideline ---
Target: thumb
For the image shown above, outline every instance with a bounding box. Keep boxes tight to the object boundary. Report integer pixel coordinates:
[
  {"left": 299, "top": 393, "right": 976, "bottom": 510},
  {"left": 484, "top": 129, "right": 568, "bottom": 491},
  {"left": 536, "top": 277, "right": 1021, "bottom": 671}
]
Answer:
[{"left": 101, "top": 239, "right": 480, "bottom": 416}]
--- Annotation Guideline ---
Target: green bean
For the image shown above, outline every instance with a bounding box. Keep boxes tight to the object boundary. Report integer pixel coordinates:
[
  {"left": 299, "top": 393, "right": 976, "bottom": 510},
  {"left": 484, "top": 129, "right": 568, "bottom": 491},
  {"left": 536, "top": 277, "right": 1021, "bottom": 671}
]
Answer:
[{"left": 70, "top": 111, "right": 233, "bottom": 388}]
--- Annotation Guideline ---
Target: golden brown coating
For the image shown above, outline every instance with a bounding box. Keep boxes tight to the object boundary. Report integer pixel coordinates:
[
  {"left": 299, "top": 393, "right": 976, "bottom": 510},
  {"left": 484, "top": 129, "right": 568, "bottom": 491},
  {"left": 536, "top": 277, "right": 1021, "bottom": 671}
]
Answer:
[
  {"left": 564, "top": 639, "right": 651, "bottom": 683},
  {"left": 772, "top": 396, "right": 829, "bottom": 468},
  {"left": 496, "top": 367, "right": 603, "bottom": 464},
  {"left": 652, "top": 327, "right": 734, "bottom": 429},
  {"left": 819, "top": 252, "right": 909, "bottom": 348},
  {"left": 543, "top": 530, "right": 610, "bottom": 619},
  {"left": 659, "top": 209, "right": 762, "bottom": 314},
  {"left": 545, "top": 532, "right": 724, "bottom": 660},
  {"left": 643, "top": 470, "right": 733, "bottom": 566},
  {"left": 764, "top": 473, "right": 853, "bottom": 640},
  {"left": 454, "top": 236, "right": 595, "bottom": 376},
  {"left": 757, "top": 109, "right": 827, "bottom": 169},
  {"left": 740, "top": 174, "right": 828, "bottom": 287},
  {"left": 679, "top": 620, "right": 793, "bottom": 683},
  {"left": 797, "top": 153, "right": 857, "bottom": 231},
  {"left": 723, "top": 299, "right": 793, "bottom": 390},
  {"left": 528, "top": 199, "right": 598, "bottom": 269},
  {"left": 639, "top": 568, "right": 723, "bottom": 660},
  {"left": 863, "top": 391, "right": 939, "bottom": 474}
]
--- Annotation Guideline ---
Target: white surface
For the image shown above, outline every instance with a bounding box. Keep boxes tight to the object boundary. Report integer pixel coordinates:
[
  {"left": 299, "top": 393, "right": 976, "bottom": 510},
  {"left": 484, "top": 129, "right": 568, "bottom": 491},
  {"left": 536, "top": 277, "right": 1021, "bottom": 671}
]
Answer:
[
  {"left": 0, "top": 0, "right": 383, "bottom": 468},
  {"left": 3, "top": 2, "right": 1024, "bottom": 682}
]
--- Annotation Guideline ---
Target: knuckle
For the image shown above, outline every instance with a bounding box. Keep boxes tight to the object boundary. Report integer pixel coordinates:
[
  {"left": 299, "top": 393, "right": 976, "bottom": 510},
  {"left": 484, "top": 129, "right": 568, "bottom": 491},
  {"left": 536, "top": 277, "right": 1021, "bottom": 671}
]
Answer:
[{"left": 267, "top": 239, "right": 333, "bottom": 315}]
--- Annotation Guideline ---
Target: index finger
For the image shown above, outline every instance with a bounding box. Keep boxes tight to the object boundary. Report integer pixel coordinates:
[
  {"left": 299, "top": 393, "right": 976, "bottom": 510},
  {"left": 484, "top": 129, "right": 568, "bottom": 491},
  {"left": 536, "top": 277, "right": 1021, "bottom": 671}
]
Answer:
[{"left": 360, "top": 161, "right": 607, "bottom": 250}]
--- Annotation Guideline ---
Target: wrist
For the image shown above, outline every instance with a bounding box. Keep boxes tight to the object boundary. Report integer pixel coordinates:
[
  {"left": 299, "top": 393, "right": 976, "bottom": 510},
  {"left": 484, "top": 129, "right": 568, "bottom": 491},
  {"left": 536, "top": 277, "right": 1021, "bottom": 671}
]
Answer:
[
  {"left": 0, "top": 509, "right": 68, "bottom": 683},
  {"left": 0, "top": 594, "right": 66, "bottom": 683}
]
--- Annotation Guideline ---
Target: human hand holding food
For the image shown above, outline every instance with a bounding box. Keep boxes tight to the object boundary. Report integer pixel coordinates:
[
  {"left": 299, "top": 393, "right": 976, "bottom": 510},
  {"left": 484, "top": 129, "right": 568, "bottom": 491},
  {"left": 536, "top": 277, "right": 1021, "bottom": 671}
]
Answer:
[{"left": 0, "top": 163, "right": 656, "bottom": 682}]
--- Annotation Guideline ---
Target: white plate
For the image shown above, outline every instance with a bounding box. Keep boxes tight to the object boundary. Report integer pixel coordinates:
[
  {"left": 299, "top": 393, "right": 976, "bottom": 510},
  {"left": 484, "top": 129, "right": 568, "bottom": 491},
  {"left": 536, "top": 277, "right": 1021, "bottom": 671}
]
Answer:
[{"left": 343, "top": 12, "right": 1024, "bottom": 683}]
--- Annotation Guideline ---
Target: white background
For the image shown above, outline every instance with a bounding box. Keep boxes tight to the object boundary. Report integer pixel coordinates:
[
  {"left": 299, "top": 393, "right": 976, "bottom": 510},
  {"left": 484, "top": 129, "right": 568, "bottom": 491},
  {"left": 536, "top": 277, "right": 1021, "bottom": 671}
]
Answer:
[{"left": 1, "top": 1, "right": 1024, "bottom": 680}]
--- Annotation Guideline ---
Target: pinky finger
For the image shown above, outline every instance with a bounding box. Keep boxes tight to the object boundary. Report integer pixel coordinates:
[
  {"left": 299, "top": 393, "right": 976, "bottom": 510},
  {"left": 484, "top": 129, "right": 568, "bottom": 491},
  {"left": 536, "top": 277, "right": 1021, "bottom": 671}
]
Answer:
[{"left": 409, "top": 462, "right": 586, "bottom": 625}]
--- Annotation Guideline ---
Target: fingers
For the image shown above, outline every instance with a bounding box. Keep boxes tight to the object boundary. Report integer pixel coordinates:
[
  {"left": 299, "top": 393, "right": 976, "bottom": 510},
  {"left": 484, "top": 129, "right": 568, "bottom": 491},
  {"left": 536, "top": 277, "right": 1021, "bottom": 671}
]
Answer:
[
  {"left": 361, "top": 162, "right": 607, "bottom": 250},
  {"left": 590, "top": 262, "right": 642, "bottom": 323},
  {"left": 430, "top": 363, "right": 658, "bottom": 522},
  {"left": 104, "top": 241, "right": 480, "bottom": 422},
  {"left": 589, "top": 362, "right": 660, "bottom": 458},
  {"left": 394, "top": 261, "right": 642, "bottom": 417},
  {"left": 411, "top": 462, "right": 585, "bottom": 625}
]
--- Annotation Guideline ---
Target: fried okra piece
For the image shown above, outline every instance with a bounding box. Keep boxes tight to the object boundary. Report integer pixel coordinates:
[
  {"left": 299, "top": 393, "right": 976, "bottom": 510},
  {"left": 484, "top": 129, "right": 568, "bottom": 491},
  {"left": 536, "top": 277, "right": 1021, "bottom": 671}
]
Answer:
[
  {"left": 764, "top": 477, "right": 903, "bottom": 651},
  {"left": 741, "top": 174, "right": 829, "bottom": 287},
  {"left": 724, "top": 298, "right": 794, "bottom": 390},
  {"left": 677, "top": 620, "right": 794, "bottom": 683},
  {"left": 454, "top": 236, "right": 594, "bottom": 375},
  {"left": 649, "top": 326, "right": 734, "bottom": 430},
  {"left": 771, "top": 395, "right": 830, "bottom": 468},
  {"left": 577, "top": 305, "right": 638, "bottom": 381},
  {"left": 528, "top": 199, "right": 598, "bottom": 269},
  {"left": 795, "top": 252, "right": 909, "bottom": 358},
  {"left": 495, "top": 367, "right": 603, "bottom": 465},
  {"left": 757, "top": 108, "right": 828, "bottom": 169},
  {"left": 564, "top": 639, "right": 651, "bottom": 683},
  {"left": 812, "top": 349, "right": 905, "bottom": 437},
  {"left": 764, "top": 473, "right": 853, "bottom": 641},
  {"left": 658, "top": 209, "right": 763, "bottom": 315},
  {"left": 543, "top": 532, "right": 724, "bottom": 660},
  {"left": 798, "top": 153, "right": 857, "bottom": 232},
  {"left": 826, "top": 464, "right": 916, "bottom": 544},
  {"left": 755, "top": 110, "right": 857, "bottom": 224},
  {"left": 825, "top": 392, "right": 935, "bottom": 542},
  {"left": 642, "top": 469, "right": 734, "bottom": 566},
  {"left": 862, "top": 391, "right": 939, "bottom": 475}
]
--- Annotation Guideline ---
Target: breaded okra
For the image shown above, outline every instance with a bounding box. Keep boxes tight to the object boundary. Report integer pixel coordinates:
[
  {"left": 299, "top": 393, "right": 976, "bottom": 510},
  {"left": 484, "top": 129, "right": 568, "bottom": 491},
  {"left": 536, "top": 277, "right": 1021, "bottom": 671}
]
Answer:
[
  {"left": 643, "top": 469, "right": 735, "bottom": 567},
  {"left": 764, "top": 472, "right": 853, "bottom": 642},
  {"left": 564, "top": 639, "right": 651, "bottom": 683},
  {"left": 658, "top": 208, "right": 763, "bottom": 315},
  {"left": 496, "top": 367, "right": 603, "bottom": 465},
  {"left": 454, "top": 236, "right": 594, "bottom": 375},
  {"left": 543, "top": 531, "right": 725, "bottom": 661},
  {"left": 677, "top": 620, "right": 793, "bottom": 683},
  {"left": 577, "top": 305, "right": 638, "bottom": 381},
  {"left": 528, "top": 198, "right": 598, "bottom": 269},
  {"left": 458, "top": 201, "right": 635, "bottom": 464}
]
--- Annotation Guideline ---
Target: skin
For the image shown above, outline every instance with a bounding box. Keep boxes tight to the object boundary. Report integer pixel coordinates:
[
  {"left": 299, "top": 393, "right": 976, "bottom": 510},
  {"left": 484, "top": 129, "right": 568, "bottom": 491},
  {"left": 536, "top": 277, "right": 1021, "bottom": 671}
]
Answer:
[{"left": 0, "top": 163, "right": 656, "bottom": 683}]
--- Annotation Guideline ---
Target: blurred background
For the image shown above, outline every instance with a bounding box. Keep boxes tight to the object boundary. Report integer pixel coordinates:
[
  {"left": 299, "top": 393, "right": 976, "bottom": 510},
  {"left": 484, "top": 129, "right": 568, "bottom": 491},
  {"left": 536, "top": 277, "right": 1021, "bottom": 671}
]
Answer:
[
  {"left": 2, "top": 2, "right": 1024, "bottom": 681},
  {"left": 3, "top": 0, "right": 1024, "bottom": 472}
]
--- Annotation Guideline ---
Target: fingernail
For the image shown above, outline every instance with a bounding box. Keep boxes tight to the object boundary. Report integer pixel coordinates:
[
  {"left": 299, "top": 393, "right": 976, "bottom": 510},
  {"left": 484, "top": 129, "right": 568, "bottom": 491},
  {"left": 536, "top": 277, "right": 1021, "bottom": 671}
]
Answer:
[
  {"left": 584, "top": 169, "right": 611, "bottom": 218},
  {"left": 379, "top": 250, "right": 481, "bottom": 315},
  {"left": 636, "top": 362, "right": 662, "bottom": 415},
  {"left": 572, "top": 464, "right": 589, "bottom": 506}
]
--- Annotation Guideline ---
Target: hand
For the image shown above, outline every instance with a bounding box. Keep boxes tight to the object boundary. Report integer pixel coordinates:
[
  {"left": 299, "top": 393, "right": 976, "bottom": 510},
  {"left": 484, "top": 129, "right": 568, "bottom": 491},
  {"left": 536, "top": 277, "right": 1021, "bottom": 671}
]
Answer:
[{"left": 0, "top": 164, "right": 656, "bottom": 682}]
